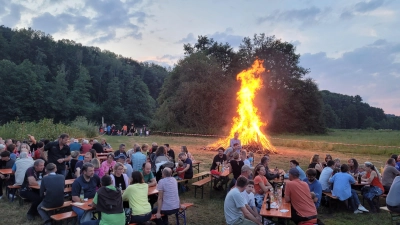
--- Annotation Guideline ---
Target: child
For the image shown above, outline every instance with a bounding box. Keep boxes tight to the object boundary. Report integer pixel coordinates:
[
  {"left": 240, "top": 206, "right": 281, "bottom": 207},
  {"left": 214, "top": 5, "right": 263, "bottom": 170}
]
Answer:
[
  {"left": 241, "top": 180, "right": 261, "bottom": 221},
  {"left": 248, "top": 152, "right": 254, "bottom": 167},
  {"left": 175, "top": 161, "right": 185, "bottom": 180}
]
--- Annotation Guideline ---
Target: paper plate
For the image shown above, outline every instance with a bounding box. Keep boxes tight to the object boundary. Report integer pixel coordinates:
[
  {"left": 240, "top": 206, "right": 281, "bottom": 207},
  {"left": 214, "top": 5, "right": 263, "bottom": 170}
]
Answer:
[{"left": 279, "top": 209, "right": 289, "bottom": 213}]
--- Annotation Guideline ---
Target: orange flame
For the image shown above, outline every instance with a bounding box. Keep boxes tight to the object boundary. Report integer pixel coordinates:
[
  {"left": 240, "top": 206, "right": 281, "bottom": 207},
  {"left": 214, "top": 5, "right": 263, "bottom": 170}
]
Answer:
[{"left": 213, "top": 59, "right": 276, "bottom": 153}]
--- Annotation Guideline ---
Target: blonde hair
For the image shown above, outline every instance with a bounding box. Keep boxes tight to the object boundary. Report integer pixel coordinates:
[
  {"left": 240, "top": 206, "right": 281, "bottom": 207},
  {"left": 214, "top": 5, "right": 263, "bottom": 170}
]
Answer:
[
  {"left": 233, "top": 152, "right": 240, "bottom": 160},
  {"left": 114, "top": 162, "right": 124, "bottom": 171},
  {"left": 91, "top": 158, "right": 100, "bottom": 169}
]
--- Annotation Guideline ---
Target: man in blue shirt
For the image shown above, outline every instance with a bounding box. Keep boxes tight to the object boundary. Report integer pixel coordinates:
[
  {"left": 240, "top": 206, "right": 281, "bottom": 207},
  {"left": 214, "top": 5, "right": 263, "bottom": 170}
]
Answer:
[
  {"left": 71, "top": 163, "right": 101, "bottom": 223},
  {"left": 329, "top": 164, "right": 368, "bottom": 214},
  {"left": 303, "top": 168, "right": 322, "bottom": 208},
  {"left": 69, "top": 139, "right": 81, "bottom": 151},
  {"left": 131, "top": 147, "right": 147, "bottom": 172}
]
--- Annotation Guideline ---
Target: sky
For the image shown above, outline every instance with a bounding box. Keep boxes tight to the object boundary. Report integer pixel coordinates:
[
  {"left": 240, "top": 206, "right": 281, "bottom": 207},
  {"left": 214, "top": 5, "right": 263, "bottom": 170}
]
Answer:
[{"left": 1, "top": 0, "right": 399, "bottom": 115}]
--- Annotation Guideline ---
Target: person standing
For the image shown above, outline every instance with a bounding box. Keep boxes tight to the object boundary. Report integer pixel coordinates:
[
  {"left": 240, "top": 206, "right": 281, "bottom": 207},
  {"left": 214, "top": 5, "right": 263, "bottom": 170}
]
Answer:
[
  {"left": 224, "top": 176, "right": 261, "bottom": 225},
  {"left": 20, "top": 159, "right": 46, "bottom": 220},
  {"left": 229, "top": 132, "right": 241, "bottom": 149},
  {"left": 37, "top": 163, "right": 65, "bottom": 225},
  {"left": 44, "top": 133, "right": 71, "bottom": 176}
]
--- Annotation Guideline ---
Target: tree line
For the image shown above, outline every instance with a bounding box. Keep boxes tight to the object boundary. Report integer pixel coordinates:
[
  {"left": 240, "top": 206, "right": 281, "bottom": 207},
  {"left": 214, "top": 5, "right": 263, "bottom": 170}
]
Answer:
[
  {"left": 1, "top": 25, "right": 398, "bottom": 134},
  {"left": 0, "top": 26, "right": 168, "bottom": 126}
]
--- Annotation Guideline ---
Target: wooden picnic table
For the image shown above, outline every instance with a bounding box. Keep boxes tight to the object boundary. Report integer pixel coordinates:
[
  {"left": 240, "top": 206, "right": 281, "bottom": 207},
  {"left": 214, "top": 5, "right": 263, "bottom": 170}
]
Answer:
[
  {"left": 71, "top": 198, "right": 94, "bottom": 211},
  {"left": 0, "top": 169, "right": 13, "bottom": 175},
  {"left": 30, "top": 179, "right": 75, "bottom": 189},
  {"left": 104, "top": 148, "right": 113, "bottom": 153},
  {"left": 192, "top": 160, "right": 201, "bottom": 173},
  {"left": 148, "top": 185, "right": 158, "bottom": 196},
  {"left": 260, "top": 193, "right": 291, "bottom": 225}
]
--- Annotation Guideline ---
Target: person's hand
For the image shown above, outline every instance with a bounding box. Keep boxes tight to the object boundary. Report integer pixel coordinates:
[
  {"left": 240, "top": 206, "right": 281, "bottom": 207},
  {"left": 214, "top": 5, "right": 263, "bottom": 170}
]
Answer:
[
  {"left": 0, "top": 174, "right": 4, "bottom": 179},
  {"left": 76, "top": 167, "right": 81, "bottom": 171},
  {"left": 156, "top": 212, "right": 162, "bottom": 219},
  {"left": 177, "top": 171, "right": 183, "bottom": 174},
  {"left": 57, "top": 158, "right": 64, "bottom": 163}
]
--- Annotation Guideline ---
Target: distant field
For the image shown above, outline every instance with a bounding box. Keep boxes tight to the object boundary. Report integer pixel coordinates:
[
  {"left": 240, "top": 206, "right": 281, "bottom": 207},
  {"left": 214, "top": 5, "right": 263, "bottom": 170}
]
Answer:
[{"left": 2, "top": 131, "right": 398, "bottom": 225}]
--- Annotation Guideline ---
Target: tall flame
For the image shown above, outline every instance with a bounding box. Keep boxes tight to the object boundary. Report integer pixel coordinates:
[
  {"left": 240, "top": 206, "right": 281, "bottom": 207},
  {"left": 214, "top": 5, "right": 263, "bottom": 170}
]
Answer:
[{"left": 213, "top": 59, "right": 276, "bottom": 153}]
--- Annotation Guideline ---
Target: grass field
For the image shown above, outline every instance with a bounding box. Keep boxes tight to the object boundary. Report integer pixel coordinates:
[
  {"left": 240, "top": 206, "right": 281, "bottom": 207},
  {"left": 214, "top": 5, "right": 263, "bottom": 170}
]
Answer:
[{"left": 2, "top": 130, "right": 400, "bottom": 225}]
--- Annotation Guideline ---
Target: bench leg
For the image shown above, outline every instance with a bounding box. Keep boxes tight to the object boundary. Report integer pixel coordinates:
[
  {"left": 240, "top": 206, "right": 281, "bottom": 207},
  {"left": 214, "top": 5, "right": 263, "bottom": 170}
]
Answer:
[
  {"left": 194, "top": 186, "right": 197, "bottom": 198},
  {"left": 201, "top": 186, "right": 204, "bottom": 199}
]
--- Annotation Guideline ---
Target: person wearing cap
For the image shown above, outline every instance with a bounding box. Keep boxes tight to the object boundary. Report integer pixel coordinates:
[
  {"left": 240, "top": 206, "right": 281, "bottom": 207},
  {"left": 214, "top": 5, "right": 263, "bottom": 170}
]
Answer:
[
  {"left": 116, "top": 154, "right": 133, "bottom": 179},
  {"left": 285, "top": 167, "right": 318, "bottom": 224},
  {"left": 37, "top": 163, "right": 65, "bottom": 225},
  {"left": 329, "top": 164, "right": 369, "bottom": 214},
  {"left": 69, "top": 138, "right": 81, "bottom": 151}
]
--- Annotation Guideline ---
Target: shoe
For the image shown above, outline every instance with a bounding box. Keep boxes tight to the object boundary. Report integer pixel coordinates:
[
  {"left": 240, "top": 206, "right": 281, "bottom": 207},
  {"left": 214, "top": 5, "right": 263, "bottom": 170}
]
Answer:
[
  {"left": 27, "top": 214, "right": 35, "bottom": 221},
  {"left": 44, "top": 219, "right": 52, "bottom": 225},
  {"left": 354, "top": 209, "right": 363, "bottom": 214},
  {"left": 358, "top": 205, "right": 369, "bottom": 212},
  {"left": 0, "top": 195, "right": 2, "bottom": 199}
]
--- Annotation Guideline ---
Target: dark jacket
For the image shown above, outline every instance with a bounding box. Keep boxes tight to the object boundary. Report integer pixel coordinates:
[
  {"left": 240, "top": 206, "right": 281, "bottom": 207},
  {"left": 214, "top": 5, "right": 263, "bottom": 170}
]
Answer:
[
  {"left": 40, "top": 173, "right": 65, "bottom": 208},
  {"left": 96, "top": 186, "right": 123, "bottom": 214}
]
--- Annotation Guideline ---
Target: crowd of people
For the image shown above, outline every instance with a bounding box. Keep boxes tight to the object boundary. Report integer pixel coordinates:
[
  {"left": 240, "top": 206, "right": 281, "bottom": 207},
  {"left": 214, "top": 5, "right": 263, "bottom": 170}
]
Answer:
[
  {"left": 100, "top": 124, "right": 151, "bottom": 137},
  {"left": 0, "top": 134, "right": 195, "bottom": 225}
]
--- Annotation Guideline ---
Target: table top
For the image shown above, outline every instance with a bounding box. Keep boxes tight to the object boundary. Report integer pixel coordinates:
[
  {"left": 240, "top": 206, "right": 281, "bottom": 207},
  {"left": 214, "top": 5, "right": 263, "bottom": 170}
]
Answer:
[
  {"left": 220, "top": 169, "right": 230, "bottom": 177},
  {"left": 0, "top": 168, "right": 13, "bottom": 175},
  {"left": 31, "top": 179, "right": 75, "bottom": 189},
  {"left": 148, "top": 185, "right": 158, "bottom": 195},
  {"left": 192, "top": 161, "right": 201, "bottom": 164},
  {"left": 260, "top": 194, "right": 291, "bottom": 219},
  {"left": 104, "top": 148, "right": 113, "bottom": 152},
  {"left": 352, "top": 181, "right": 369, "bottom": 186},
  {"left": 72, "top": 198, "right": 94, "bottom": 211},
  {"left": 272, "top": 178, "right": 288, "bottom": 183}
]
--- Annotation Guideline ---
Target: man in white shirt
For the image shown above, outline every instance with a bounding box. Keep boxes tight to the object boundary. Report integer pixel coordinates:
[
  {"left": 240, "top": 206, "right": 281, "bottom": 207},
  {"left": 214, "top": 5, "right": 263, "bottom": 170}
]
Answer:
[{"left": 319, "top": 160, "right": 335, "bottom": 192}]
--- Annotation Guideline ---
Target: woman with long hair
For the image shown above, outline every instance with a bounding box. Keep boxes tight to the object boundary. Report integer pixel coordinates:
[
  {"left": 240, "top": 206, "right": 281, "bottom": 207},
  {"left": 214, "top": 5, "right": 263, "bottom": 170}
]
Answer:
[
  {"left": 122, "top": 171, "right": 153, "bottom": 224},
  {"left": 362, "top": 162, "right": 384, "bottom": 212},
  {"left": 181, "top": 146, "right": 194, "bottom": 161},
  {"left": 348, "top": 158, "right": 359, "bottom": 174},
  {"left": 253, "top": 164, "right": 272, "bottom": 212},
  {"left": 308, "top": 154, "right": 323, "bottom": 179}
]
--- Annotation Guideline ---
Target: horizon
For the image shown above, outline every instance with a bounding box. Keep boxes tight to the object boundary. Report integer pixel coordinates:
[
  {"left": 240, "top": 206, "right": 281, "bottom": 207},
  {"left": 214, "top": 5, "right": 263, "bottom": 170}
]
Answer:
[{"left": 1, "top": 0, "right": 399, "bottom": 115}]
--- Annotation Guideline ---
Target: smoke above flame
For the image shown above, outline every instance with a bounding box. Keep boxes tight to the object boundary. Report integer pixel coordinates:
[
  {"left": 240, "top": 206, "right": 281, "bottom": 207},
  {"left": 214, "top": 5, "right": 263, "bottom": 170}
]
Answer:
[{"left": 213, "top": 59, "right": 276, "bottom": 153}]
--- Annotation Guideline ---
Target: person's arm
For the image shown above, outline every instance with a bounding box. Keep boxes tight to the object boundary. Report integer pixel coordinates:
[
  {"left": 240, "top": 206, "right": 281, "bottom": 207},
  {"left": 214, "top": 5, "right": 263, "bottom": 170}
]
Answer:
[
  {"left": 363, "top": 171, "right": 377, "bottom": 183},
  {"left": 240, "top": 207, "right": 262, "bottom": 225},
  {"left": 122, "top": 187, "right": 128, "bottom": 201},
  {"left": 258, "top": 179, "right": 272, "bottom": 194},
  {"left": 315, "top": 163, "right": 323, "bottom": 172},
  {"left": 245, "top": 204, "right": 258, "bottom": 219},
  {"left": 284, "top": 183, "right": 291, "bottom": 203},
  {"left": 156, "top": 190, "right": 164, "bottom": 218},
  {"left": 71, "top": 181, "right": 81, "bottom": 202},
  {"left": 28, "top": 176, "right": 38, "bottom": 186},
  {"left": 178, "top": 164, "right": 190, "bottom": 174},
  {"left": 148, "top": 178, "right": 157, "bottom": 187}
]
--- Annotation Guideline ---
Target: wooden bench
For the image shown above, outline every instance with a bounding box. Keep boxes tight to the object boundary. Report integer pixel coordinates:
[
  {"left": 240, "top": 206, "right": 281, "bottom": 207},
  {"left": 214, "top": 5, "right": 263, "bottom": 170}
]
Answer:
[
  {"left": 177, "top": 171, "right": 210, "bottom": 183},
  {"left": 50, "top": 211, "right": 77, "bottom": 224},
  {"left": 381, "top": 206, "right": 400, "bottom": 224},
  {"left": 175, "top": 203, "right": 194, "bottom": 225},
  {"left": 42, "top": 201, "right": 72, "bottom": 213},
  {"left": 6, "top": 185, "right": 20, "bottom": 202},
  {"left": 192, "top": 177, "right": 212, "bottom": 199},
  {"left": 129, "top": 213, "right": 162, "bottom": 225},
  {"left": 362, "top": 193, "right": 387, "bottom": 209},
  {"left": 322, "top": 192, "right": 345, "bottom": 213}
]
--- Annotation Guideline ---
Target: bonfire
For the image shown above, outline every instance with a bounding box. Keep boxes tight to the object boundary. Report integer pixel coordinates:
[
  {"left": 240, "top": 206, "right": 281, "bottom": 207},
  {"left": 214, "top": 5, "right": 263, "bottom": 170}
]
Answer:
[{"left": 211, "top": 59, "right": 276, "bottom": 154}]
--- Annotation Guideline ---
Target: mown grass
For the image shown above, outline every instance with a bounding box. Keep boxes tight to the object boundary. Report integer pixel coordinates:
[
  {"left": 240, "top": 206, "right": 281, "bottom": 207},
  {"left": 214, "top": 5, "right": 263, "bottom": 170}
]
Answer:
[{"left": 1, "top": 132, "right": 398, "bottom": 225}]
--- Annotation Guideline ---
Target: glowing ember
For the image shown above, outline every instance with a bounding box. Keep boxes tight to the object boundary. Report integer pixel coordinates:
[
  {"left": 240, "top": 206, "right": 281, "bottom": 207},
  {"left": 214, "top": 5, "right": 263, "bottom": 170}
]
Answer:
[{"left": 213, "top": 59, "right": 276, "bottom": 153}]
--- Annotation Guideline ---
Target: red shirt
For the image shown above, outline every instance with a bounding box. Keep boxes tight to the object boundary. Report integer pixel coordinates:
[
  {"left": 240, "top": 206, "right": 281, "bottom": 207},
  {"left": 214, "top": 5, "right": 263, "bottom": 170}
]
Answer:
[
  {"left": 366, "top": 171, "right": 384, "bottom": 192},
  {"left": 285, "top": 179, "right": 317, "bottom": 217},
  {"left": 80, "top": 144, "right": 92, "bottom": 154},
  {"left": 176, "top": 167, "right": 185, "bottom": 179}
]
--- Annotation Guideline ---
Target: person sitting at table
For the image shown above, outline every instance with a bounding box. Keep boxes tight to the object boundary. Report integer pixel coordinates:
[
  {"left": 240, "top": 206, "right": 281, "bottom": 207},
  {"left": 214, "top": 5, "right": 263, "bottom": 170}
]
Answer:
[
  {"left": 308, "top": 154, "right": 323, "bottom": 179},
  {"left": 140, "top": 162, "right": 157, "bottom": 187},
  {"left": 332, "top": 158, "right": 341, "bottom": 175},
  {"left": 122, "top": 171, "right": 153, "bottom": 224},
  {"left": 303, "top": 168, "right": 322, "bottom": 208},
  {"left": 164, "top": 144, "right": 175, "bottom": 166},
  {"left": 329, "top": 164, "right": 369, "bottom": 214},
  {"left": 12, "top": 152, "right": 34, "bottom": 186},
  {"left": 89, "top": 149, "right": 97, "bottom": 159},
  {"left": 110, "top": 162, "right": 129, "bottom": 191},
  {"left": 116, "top": 154, "right": 133, "bottom": 179},
  {"left": 361, "top": 162, "right": 384, "bottom": 213},
  {"left": 91, "top": 158, "right": 104, "bottom": 178},
  {"left": 131, "top": 146, "right": 147, "bottom": 172},
  {"left": 100, "top": 139, "right": 111, "bottom": 150},
  {"left": 71, "top": 163, "right": 101, "bottom": 224},
  {"left": 224, "top": 143, "right": 241, "bottom": 162},
  {"left": 75, "top": 152, "right": 93, "bottom": 178},
  {"left": 114, "top": 143, "right": 128, "bottom": 158},
  {"left": 224, "top": 176, "right": 262, "bottom": 225},
  {"left": 382, "top": 158, "right": 400, "bottom": 193},
  {"left": 155, "top": 168, "right": 182, "bottom": 225},
  {"left": 210, "top": 147, "right": 228, "bottom": 191},
  {"left": 100, "top": 153, "right": 116, "bottom": 176},
  {"left": 319, "top": 160, "right": 335, "bottom": 193},
  {"left": 91, "top": 140, "right": 104, "bottom": 154},
  {"left": 284, "top": 160, "right": 306, "bottom": 181},
  {"left": 181, "top": 145, "right": 194, "bottom": 161},
  {"left": 322, "top": 154, "right": 333, "bottom": 168},
  {"left": 19, "top": 159, "right": 46, "bottom": 220},
  {"left": 81, "top": 175, "right": 125, "bottom": 225},
  {"left": 227, "top": 152, "right": 244, "bottom": 191},
  {"left": 178, "top": 152, "right": 193, "bottom": 191},
  {"left": 253, "top": 164, "right": 272, "bottom": 212},
  {"left": 37, "top": 163, "right": 65, "bottom": 225},
  {"left": 80, "top": 139, "right": 92, "bottom": 154},
  {"left": 69, "top": 138, "right": 81, "bottom": 151},
  {"left": 348, "top": 158, "right": 359, "bottom": 174},
  {"left": 241, "top": 180, "right": 261, "bottom": 222},
  {"left": 285, "top": 167, "right": 319, "bottom": 224},
  {"left": 66, "top": 151, "right": 79, "bottom": 179},
  {"left": 386, "top": 176, "right": 400, "bottom": 213},
  {"left": 258, "top": 156, "right": 280, "bottom": 181},
  {"left": 0, "top": 151, "right": 15, "bottom": 198},
  {"left": 240, "top": 150, "right": 250, "bottom": 166}
]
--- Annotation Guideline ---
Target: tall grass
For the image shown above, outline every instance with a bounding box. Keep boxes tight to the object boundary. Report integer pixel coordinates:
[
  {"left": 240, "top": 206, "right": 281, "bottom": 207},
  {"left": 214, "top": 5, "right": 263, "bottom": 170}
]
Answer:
[{"left": 0, "top": 117, "right": 97, "bottom": 140}]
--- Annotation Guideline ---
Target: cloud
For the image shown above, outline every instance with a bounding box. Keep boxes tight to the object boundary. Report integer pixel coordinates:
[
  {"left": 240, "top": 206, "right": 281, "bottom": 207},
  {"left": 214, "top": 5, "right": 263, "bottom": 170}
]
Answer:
[
  {"left": 0, "top": 3, "right": 25, "bottom": 27},
  {"left": 341, "top": 0, "right": 385, "bottom": 19},
  {"left": 300, "top": 39, "right": 400, "bottom": 115},
  {"left": 257, "top": 7, "right": 330, "bottom": 27},
  {"left": 209, "top": 28, "right": 244, "bottom": 48},
  {"left": 177, "top": 33, "right": 196, "bottom": 44}
]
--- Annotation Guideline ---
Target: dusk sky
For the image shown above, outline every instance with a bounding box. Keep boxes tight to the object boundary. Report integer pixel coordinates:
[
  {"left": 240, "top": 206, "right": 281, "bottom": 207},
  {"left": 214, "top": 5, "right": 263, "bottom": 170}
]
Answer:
[{"left": 1, "top": 0, "right": 399, "bottom": 115}]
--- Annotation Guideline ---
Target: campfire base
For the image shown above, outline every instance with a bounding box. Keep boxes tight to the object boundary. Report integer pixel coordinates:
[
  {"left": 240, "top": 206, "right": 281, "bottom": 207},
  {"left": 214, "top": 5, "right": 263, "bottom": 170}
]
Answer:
[{"left": 203, "top": 142, "right": 276, "bottom": 154}]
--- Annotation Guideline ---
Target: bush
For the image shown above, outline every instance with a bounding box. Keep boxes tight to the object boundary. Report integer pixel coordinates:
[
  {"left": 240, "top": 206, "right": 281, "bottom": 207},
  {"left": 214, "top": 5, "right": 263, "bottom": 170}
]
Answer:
[
  {"left": 69, "top": 116, "right": 98, "bottom": 138},
  {"left": 0, "top": 118, "right": 97, "bottom": 141}
]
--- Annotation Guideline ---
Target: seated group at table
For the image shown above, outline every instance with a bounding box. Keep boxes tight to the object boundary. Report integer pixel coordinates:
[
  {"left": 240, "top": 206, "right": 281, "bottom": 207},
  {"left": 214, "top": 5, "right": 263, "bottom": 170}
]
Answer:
[
  {"left": 0, "top": 134, "right": 196, "bottom": 225},
  {"left": 218, "top": 149, "right": 400, "bottom": 225}
]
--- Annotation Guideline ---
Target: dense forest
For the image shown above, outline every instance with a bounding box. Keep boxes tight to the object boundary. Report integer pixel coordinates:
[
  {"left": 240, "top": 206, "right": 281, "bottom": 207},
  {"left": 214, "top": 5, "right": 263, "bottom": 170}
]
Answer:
[
  {"left": 0, "top": 26, "right": 168, "bottom": 126},
  {"left": 0, "top": 26, "right": 399, "bottom": 133}
]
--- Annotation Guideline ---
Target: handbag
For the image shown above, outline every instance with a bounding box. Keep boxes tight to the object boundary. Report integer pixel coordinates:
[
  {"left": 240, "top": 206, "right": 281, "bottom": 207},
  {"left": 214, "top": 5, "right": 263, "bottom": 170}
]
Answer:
[{"left": 124, "top": 208, "right": 132, "bottom": 225}]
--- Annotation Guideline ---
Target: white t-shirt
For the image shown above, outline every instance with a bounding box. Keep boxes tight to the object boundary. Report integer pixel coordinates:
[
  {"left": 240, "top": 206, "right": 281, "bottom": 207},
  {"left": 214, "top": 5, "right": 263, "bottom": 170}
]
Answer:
[
  {"left": 319, "top": 167, "right": 333, "bottom": 191},
  {"left": 241, "top": 190, "right": 255, "bottom": 207}
]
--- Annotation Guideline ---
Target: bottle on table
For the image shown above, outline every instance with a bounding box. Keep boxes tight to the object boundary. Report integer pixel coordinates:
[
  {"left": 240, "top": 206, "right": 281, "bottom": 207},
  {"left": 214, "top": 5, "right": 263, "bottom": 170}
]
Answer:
[
  {"left": 80, "top": 189, "right": 84, "bottom": 202},
  {"left": 282, "top": 182, "right": 285, "bottom": 198},
  {"left": 357, "top": 173, "right": 362, "bottom": 184},
  {"left": 266, "top": 193, "right": 271, "bottom": 210}
]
